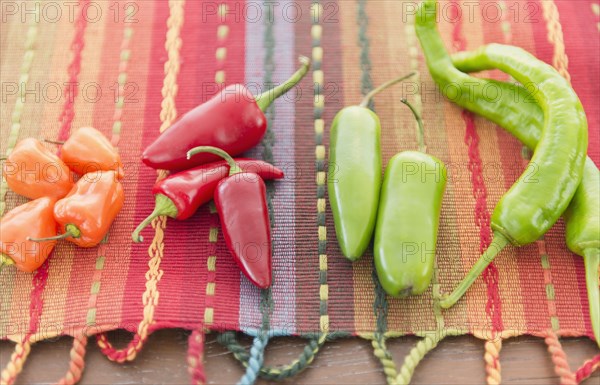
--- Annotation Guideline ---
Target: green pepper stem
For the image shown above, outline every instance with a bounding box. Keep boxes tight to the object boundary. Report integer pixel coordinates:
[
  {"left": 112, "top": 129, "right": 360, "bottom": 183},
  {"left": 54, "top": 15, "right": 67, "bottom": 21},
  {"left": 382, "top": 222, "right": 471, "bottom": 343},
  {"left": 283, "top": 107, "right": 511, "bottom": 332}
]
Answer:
[
  {"left": 44, "top": 139, "right": 66, "bottom": 145},
  {"left": 583, "top": 248, "right": 600, "bottom": 349},
  {"left": 359, "top": 72, "right": 416, "bottom": 108},
  {"left": 439, "top": 232, "right": 509, "bottom": 309},
  {"left": 401, "top": 98, "right": 426, "bottom": 153},
  {"left": 0, "top": 253, "right": 15, "bottom": 273},
  {"left": 255, "top": 56, "right": 311, "bottom": 111},
  {"left": 132, "top": 194, "right": 179, "bottom": 243},
  {"left": 28, "top": 224, "right": 81, "bottom": 243},
  {"left": 187, "top": 146, "right": 242, "bottom": 176}
]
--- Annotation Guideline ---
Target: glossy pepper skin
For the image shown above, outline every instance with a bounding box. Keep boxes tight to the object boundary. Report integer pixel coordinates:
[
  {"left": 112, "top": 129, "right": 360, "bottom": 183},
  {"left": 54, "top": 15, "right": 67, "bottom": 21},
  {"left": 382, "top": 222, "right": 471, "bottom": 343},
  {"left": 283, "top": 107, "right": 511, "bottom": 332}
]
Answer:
[
  {"left": 416, "top": 0, "right": 588, "bottom": 308},
  {"left": 0, "top": 197, "right": 58, "bottom": 273},
  {"left": 188, "top": 147, "right": 272, "bottom": 289},
  {"left": 52, "top": 170, "right": 124, "bottom": 248},
  {"left": 2, "top": 138, "right": 73, "bottom": 200},
  {"left": 143, "top": 57, "right": 310, "bottom": 171},
  {"left": 327, "top": 73, "right": 414, "bottom": 261},
  {"left": 132, "top": 159, "right": 284, "bottom": 242},
  {"left": 328, "top": 106, "right": 381, "bottom": 260},
  {"left": 375, "top": 152, "right": 446, "bottom": 297},
  {"left": 57, "top": 127, "right": 124, "bottom": 179},
  {"left": 216, "top": 173, "right": 272, "bottom": 289},
  {"left": 451, "top": 60, "right": 600, "bottom": 347}
]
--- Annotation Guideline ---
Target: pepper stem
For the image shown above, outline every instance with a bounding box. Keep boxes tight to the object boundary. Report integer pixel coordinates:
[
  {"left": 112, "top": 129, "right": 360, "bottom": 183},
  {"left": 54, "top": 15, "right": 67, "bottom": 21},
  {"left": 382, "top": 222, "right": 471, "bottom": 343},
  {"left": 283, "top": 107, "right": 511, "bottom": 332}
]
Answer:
[
  {"left": 44, "top": 139, "right": 66, "bottom": 145},
  {"left": 439, "top": 232, "right": 509, "bottom": 309},
  {"left": 28, "top": 224, "right": 81, "bottom": 242},
  {"left": 359, "top": 72, "right": 416, "bottom": 108},
  {"left": 0, "top": 253, "right": 15, "bottom": 273},
  {"left": 583, "top": 248, "right": 600, "bottom": 349},
  {"left": 401, "top": 98, "right": 426, "bottom": 153},
  {"left": 132, "top": 194, "right": 179, "bottom": 243},
  {"left": 187, "top": 146, "right": 242, "bottom": 176},
  {"left": 255, "top": 56, "right": 311, "bottom": 111}
]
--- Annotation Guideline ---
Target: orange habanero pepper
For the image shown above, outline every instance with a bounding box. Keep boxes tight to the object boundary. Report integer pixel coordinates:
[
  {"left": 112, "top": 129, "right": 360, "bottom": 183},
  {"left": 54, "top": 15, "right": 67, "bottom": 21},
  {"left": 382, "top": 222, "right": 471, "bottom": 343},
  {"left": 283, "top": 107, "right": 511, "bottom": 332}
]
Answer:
[
  {"left": 49, "top": 127, "right": 124, "bottom": 179},
  {"left": 30, "top": 170, "right": 125, "bottom": 248},
  {"left": 2, "top": 138, "right": 73, "bottom": 200},
  {"left": 0, "top": 197, "right": 58, "bottom": 273}
]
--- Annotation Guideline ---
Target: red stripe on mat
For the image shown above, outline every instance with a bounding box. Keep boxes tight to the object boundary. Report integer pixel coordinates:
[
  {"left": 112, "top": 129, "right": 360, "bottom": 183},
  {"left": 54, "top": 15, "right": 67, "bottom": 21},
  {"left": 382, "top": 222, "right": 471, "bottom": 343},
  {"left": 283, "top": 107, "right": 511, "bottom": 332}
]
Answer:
[
  {"left": 29, "top": 0, "right": 91, "bottom": 336},
  {"left": 211, "top": 0, "right": 245, "bottom": 331},
  {"left": 450, "top": 0, "right": 503, "bottom": 333},
  {"left": 121, "top": 0, "right": 171, "bottom": 328},
  {"left": 153, "top": 0, "right": 210, "bottom": 330}
]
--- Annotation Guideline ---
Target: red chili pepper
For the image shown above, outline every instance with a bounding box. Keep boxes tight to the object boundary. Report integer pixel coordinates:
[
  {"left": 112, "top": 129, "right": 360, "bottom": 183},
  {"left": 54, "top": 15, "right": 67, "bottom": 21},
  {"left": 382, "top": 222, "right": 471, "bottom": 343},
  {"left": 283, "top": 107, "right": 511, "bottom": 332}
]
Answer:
[
  {"left": 142, "top": 56, "right": 310, "bottom": 171},
  {"left": 132, "top": 158, "right": 284, "bottom": 242},
  {"left": 187, "top": 147, "right": 272, "bottom": 289},
  {"left": 0, "top": 197, "right": 58, "bottom": 273}
]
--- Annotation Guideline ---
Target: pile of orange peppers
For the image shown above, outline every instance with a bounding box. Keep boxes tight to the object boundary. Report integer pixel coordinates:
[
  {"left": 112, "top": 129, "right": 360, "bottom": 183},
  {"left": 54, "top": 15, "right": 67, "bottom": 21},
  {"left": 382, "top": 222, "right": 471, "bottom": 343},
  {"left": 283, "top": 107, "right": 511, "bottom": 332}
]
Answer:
[{"left": 0, "top": 127, "right": 125, "bottom": 273}]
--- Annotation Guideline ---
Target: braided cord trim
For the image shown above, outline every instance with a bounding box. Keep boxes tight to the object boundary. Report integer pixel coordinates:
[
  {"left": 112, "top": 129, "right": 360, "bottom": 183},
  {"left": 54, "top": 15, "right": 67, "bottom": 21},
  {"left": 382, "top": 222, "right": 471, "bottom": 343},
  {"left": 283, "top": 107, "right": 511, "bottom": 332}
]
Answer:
[
  {"left": 222, "top": 1, "right": 332, "bottom": 382},
  {"left": 217, "top": 331, "right": 328, "bottom": 381},
  {"left": 484, "top": 339, "right": 502, "bottom": 385},
  {"left": 371, "top": 336, "right": 398, "bottom": 384},
  {"left": 396, "top": 335, "right": 440, "bottom": 385},
  {"left": 0, "top": 337, "right": 32, "bottom": 385},
  {"left": 187, "top": 329, "right": 206, "bottom": 385},
  {"left": 54, "top": 334, "right": 88, "bottom": 385},
  {"left": 95, "top": 0, "right": 185, "bottom": 363},
  {"left": 541, "top": 0, "right": 570, "bottom": 83},
  {"left": 544, "top": 329, "right": 577, "bottom": 385},
  {"left": 575, "top": 353, "right": 600, "bottom": 383}
]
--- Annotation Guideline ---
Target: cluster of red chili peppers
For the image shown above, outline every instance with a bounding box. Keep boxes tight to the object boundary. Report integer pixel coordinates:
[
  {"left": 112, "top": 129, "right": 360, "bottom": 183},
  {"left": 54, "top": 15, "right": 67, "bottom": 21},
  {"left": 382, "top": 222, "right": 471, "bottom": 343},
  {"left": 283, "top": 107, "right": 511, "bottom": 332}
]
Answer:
[
  {"left": 133, "top": 56, "right": 311, "bottom": 289},
  {"left": 0, "top": 127, "right": 125, "bottom": 273}
]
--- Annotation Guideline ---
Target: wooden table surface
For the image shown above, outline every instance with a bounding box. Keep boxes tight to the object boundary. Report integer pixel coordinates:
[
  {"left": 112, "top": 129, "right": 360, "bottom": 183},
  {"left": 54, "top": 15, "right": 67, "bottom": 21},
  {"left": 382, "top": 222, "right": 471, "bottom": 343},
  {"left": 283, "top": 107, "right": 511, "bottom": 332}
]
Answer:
[{"left": 1, "top": 329, "right": 598, "bottom": 384}]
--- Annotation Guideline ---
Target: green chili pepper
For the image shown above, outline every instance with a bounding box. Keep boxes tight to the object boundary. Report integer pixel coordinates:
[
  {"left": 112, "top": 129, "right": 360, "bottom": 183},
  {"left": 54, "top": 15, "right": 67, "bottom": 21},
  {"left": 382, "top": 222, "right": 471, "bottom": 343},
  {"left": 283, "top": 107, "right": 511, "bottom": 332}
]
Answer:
[
  {"left": 416, "top": 0, "right": 588, "bottom": 308},
  {"left": 451, "top": 58, "right": 600, "bottom": 348},
  {"left": 374, "top": 99, "right": 446, "bottom": 297},
  {"left": 328, "top": 73, "right": 415, "bottom": 261}
]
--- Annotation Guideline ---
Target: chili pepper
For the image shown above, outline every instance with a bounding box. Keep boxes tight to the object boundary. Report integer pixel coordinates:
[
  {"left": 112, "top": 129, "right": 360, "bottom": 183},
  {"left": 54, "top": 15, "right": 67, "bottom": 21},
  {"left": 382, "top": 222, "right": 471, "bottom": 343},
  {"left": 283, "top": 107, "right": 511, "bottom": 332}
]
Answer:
[
  {"left": 2, "top": 138, "right": 73, "bottom": 200},
  {"left": 29, "top": 170, "right": 124, "bottom": 248},
  {"left": 187, "top": 146, "right": 272, "bottom": 289},
  {"left": 451, "top": 59, "right": 600, "bottom": 347},
  {"left": 132, "top": 159, "right": 284, "bottom": 242},
  {"left": 47, "top": 126, "right": 124, "bottom": 179},
  {"left": 416, "top": 0, "right": 588, "bottom": 308},
  {"left": 328, "top": 72, "right": 415, "bottom": 261},
  {"left": 374, "top": 99, "right": 446, "bottom": 297},
  {"left": 142, "top": 57, "right": 311, "bottom": 171},
  {"left": 0, "top": 197, "right": 58, "bottom": 273}
]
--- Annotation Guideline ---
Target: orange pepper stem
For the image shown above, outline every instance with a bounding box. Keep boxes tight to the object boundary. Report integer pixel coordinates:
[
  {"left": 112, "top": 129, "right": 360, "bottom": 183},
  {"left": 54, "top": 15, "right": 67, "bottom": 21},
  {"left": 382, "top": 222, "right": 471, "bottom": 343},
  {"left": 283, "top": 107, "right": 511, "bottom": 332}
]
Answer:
[
  {"left": 28, "top": 224, "right": 81, "bottom": 242},
  {"left": 0, "top": 253, "right": 15, "bottom": 273},
  {"left": 255, "top": 56, "right": 311, "bottom": 111},
  {"left": 132, "top": 194, "right": 178, "bottom": 243},
  {"left": 439, "top": 232, "right": 509, "bottom": 309},
  {"left": 187, "top": 146, "right": 242, "bottom": 176},
  {"left": 583, "top": 248, "right": 600, "bottom": 348},
  {"left": 44, "top": 139, "right": 66, "bottom": 145},
  {"left": 358, "top": 72, "right": 416, "bottom": 108}
]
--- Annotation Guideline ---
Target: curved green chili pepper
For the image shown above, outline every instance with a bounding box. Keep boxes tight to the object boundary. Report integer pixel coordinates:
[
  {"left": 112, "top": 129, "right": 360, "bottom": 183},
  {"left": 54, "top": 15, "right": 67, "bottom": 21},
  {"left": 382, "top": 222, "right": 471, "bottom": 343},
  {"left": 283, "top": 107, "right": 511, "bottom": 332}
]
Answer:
[
  {"left": 374, "top": 99, "right": 446, "bottom": 297},
  {"left": 328, "top": 73, "right": 415, "bottom": 261},
  {"left": 416, "top": 0, "right": 588, "bottom": 308},
  {"left": 451, "top": 58, "right": 600, "bottom": 348}
]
